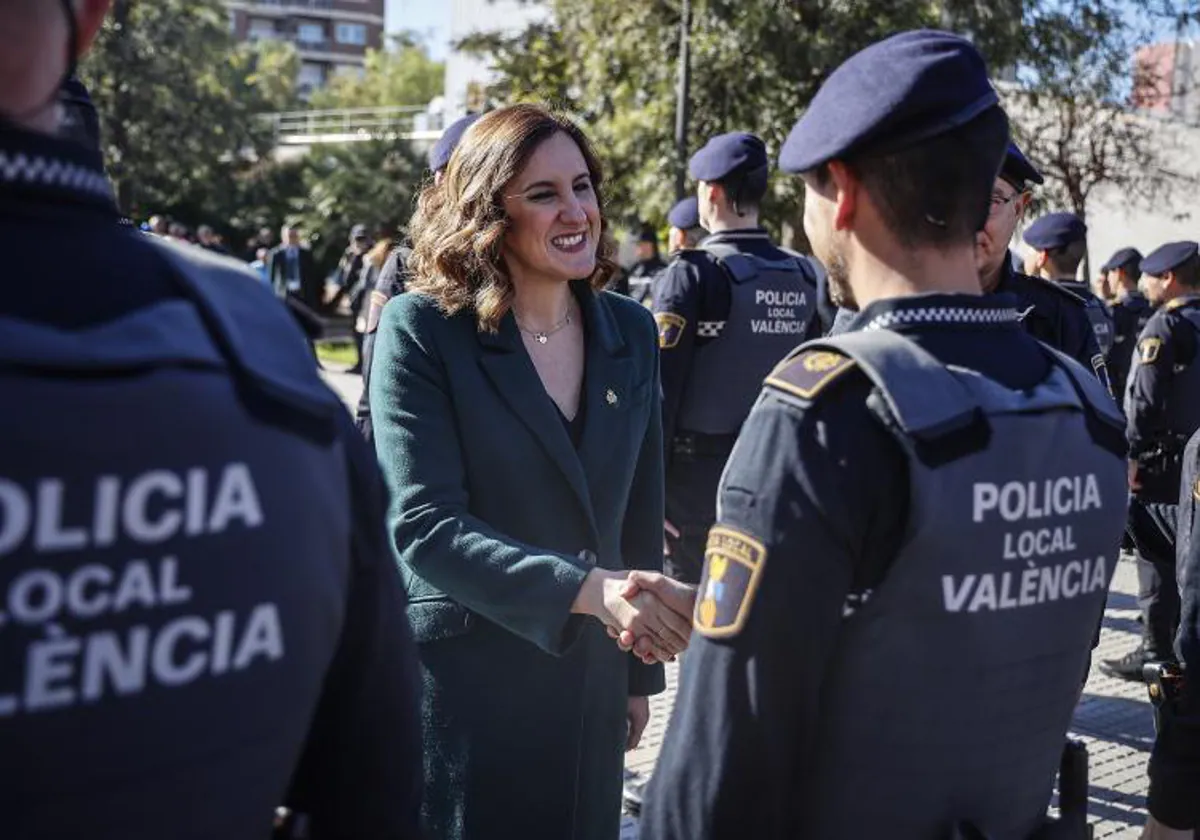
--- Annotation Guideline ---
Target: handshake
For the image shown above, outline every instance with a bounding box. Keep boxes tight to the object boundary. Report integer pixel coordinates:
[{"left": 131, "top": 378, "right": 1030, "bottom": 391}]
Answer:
[{"left": 572, "top": 568, "right": 699, "bottom": 665}]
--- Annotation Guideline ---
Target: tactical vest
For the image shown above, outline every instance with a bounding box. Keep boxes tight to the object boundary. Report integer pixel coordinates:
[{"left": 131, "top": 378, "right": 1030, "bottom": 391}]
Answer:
[
  {"left": 1059, "top": 280, "right": 1115, "bottom": 357},
  {"left": 1163, "top": 297, "right": 1200, "bottom": 437},
  {"left": 787, "top": 329, "right": 1127, "bottom": 840},
  {"left": 0, "top": 238, "right": 354, "bottom": 837},
  {"left": 677, "top": 242, "right": 817, "bottom": 435}
]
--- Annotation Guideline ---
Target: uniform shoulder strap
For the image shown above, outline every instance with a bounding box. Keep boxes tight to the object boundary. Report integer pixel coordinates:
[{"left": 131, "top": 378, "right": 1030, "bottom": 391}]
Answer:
[
  {"left": 773, "top": 329, "right": 982, "bottom": 442},
  {"left": 146, "top": 236, "right": 340, "bottom": 425}
]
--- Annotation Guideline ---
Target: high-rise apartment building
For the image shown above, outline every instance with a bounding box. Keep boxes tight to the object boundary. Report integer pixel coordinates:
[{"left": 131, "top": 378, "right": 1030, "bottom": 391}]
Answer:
[
  {"left": 225, "top": 0, "right": 386, "bottom": 94},
  {"left": 1133, "top": 40, "right": 1200, "bottom": 124}
]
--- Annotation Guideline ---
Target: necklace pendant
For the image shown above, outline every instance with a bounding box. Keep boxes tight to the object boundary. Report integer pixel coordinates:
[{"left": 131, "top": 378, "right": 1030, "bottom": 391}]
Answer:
[{"left": 536, "top": 334, "right": 548, "bottom": 344}]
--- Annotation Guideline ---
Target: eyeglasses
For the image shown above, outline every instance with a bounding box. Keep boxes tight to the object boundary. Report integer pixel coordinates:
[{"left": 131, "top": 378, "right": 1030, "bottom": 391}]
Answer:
[{"left": 988, "top": 191, "right": 1025, "bottom": 215}]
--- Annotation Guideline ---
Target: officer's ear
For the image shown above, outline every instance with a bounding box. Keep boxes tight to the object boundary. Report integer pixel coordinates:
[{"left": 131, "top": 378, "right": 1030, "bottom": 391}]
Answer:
[
  {"left": 1164, "top": 270, "right": 1178, "bottom": 292},
  {"left": 824, "top": 160, "right": 860, "bottom": 233},
  {"left": 71, "top": 0, "right": 112, "bottom": 57}
]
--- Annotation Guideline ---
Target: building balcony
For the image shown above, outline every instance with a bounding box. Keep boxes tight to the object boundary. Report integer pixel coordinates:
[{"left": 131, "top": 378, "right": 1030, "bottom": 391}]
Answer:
[{"left": 227, "top": 0, "right": 383, "bottom": 24}]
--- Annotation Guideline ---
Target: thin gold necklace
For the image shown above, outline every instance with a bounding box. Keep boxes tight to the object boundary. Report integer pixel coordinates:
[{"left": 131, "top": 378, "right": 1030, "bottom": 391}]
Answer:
[{"left": 516, "top": 307, "right": 573, "bottom": 344}]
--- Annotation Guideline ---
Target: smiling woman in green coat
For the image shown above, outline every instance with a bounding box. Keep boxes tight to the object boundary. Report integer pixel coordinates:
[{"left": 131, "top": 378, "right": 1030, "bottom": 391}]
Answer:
[{"left": 370, "top": 104, "right": 695, "bottom": 840}]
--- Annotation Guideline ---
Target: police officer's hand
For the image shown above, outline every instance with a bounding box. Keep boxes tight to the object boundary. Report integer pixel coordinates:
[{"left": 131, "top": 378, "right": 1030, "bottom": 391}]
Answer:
[
  {"left": 1129, "top": 460, "right": 1143, "bottom": 492},
  {"left": 663, "top": 519, "right": 680, "bottom": 557},
  {"left": 626, "top": 696, "right": 651, "bottom": 751},
  {"left": 607, "top": 572, "right": 697, "bottom": 663},
  {"left": 1140, "top": 817, "right": 1193, "bottom": 840},
  {"left": 597, "top": 573, "right": 691, "bottom": 659}
]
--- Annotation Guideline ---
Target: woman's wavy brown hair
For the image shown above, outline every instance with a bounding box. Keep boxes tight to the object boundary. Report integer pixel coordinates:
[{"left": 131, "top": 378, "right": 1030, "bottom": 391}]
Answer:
[{"left": 406, "top": 103, "right": 619, "bottom": 332}]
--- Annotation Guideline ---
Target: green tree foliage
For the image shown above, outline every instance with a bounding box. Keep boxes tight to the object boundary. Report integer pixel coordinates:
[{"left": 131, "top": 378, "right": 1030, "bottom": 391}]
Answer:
[
  {"left": 459, "top": 0, "right": 1030, "bottom": 240},
  {"left": 309, "top": 34, "right": 445, "bottom": 109},
  {"left": 297, "top": 139, "right": 426, "bottom": 274},
  {"left": 80, "top": 0, "right": 300, "bottom": 221}
]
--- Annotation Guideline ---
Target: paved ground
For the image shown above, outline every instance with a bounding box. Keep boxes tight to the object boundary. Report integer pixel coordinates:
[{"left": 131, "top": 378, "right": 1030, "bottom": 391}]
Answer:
[{"left": 324, "top": 366, "right": 1156, "bottom": 838}]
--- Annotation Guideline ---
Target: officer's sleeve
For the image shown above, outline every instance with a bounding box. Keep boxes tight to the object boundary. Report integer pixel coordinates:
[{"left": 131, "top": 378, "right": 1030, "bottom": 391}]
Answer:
[
  {"left": 370, "top": 297, "right": 593, "bottom": 656},
  {"left": 640, "top": 372, "right": 909, "bottom": 840},
  {"left": 1148, "top": 432, "right": 1200, "bottom": 830},
  {"left": 652, "top": 260, "right": 701, "bottom": 449},
  {"left": 622, "top": 311, "right": 667, "bottom": 697},
  {"left": 354, "top": 249, "right": 407, "bottom": 438},
  {"left": 1125, "top": 317, "right": 1178, "bottom": 455},
  {"left": 285, "top": 412, "right": 422, "bottom": 839}
]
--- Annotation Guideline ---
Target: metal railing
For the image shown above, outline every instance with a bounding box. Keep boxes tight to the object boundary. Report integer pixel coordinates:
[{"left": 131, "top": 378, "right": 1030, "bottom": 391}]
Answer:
[{"left": 262, "top": 106, "right": 446, "bottom": 145}]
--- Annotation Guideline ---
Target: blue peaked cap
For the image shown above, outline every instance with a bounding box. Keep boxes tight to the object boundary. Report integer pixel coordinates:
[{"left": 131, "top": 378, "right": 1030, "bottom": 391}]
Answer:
[
  {"left": 1023, "top": 213, "right": 1087, "bottom": 251},
  {"left": 779, "top": 30, "right": 1000, "bottom": 173},
  {"left": 689, "top": 132, "right": 768, "bottom": 182},
  {"left": 1001, "top": 142, "right": 1043, "bottom": 188},
  {"left": 667, "top": 197, "right": 701, "bottom": 230},
  {"left": 1141, "top": 241, "right": 1199, "bottom": 276},
  {"left": 429, "top": 113, "right": 481, "bottom": 172}
]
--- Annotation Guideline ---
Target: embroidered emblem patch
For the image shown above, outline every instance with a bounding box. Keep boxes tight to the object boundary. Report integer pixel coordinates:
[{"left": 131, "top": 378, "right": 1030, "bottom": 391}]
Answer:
[
  {"left": 365, "top": 290, "right": 391, "bottom": 334},
  {"left": 765, "top": 350, "right": 856, "bottom": 401},
  {"left": 694, "top": 526, "right": 767, "bottom": 639},
  {"left": 1139, "top": 337, "right": 1163, "bottom": 364},
  {"left": 655, "top": 312, "right": 687, "bottom": 349}
]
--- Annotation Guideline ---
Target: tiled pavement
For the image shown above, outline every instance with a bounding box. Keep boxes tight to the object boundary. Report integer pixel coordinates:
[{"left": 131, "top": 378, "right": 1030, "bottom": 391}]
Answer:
[{"left": 323, "top": 367, "right": 1158, "bottom": 839}]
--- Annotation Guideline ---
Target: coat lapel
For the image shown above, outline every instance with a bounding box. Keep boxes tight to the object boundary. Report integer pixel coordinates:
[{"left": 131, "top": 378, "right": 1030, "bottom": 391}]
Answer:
[
  {"left": 478, "top": 310, "right": 597, "bottom": 534},
  {"left": 577, "top": 289, "right": 636, "bottom": 497}
]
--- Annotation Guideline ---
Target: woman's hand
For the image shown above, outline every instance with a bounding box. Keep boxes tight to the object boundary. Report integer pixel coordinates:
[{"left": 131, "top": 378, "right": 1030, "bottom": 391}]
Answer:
[
  {"left": 572, "top": 569, "right": 693, "bottom": 662},
  {"left": 626, "top": 696, "right": 650, "bottom": 751}
]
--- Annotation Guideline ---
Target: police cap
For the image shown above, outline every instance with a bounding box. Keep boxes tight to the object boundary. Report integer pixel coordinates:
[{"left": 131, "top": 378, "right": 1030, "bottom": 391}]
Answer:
[
  {"left": 1101, "top": 247, "right": 1143, "bottom": 273},
  {"left": 350, "top": 224, "right": 368, "bottom": 240},
  {"left": 1140, "top": 241, "right": 1199, "bottom": 277},
  {"left": 429, "top": 113, "right": 481, "bottom": 172},
  {"left": 779, "top": 30, "right": 999, "bottom": 174},
  {"left": 1000, "top": 142, "right": 1044, "bottom": 190},
  {"left": 1022, "top": 213, "right": 1087, "bottom": 251},
  {"left": 688, "top": 132, "right": 768, "bottom": 182},
  {"left": 667, "top": 197, "right": 700, "bottom": 230}
]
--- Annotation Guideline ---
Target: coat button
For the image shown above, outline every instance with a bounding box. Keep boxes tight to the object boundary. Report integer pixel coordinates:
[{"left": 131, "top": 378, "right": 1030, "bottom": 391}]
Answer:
[
  {"left": 578, "top": 550, "right": 598, "bottom": 565},
  {"left": 463, "top": 612, "right": 473, "bottom": 630}
]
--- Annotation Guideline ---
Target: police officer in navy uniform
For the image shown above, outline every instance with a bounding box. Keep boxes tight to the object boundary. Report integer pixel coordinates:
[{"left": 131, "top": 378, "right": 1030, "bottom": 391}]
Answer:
[
  {"left": 0, "top": 2, "right": 423, "bottom": 836},
  {"left": 355, "top": 112, "right": 479, "bottom": 442},
  {"left": 1103, "top": 241, "right": 1200, "bottom": 681},
  {"left": 975, "top": 144, "right": 1109, "bottom": 383},
  {"left": 1102, "top": 247, "right": 1154, "bottom": 401},
  {"left": 652, "top": 131, "right": 821, "bottom": 584},
  {"left": 625, "top": 224, "right": 668, "bottom": 304},
  {"left": 665, "top": 196, "right": 705, "bottom": 256},
  {"left": 1143, "top": 426, "right": 1200, "bottom": 838},
  {"left": 641, "top": 31, "right": 1128, "bottom": 840},
  {"left": 1024, "top": 212, "right": 1116, "bottom": 358}
]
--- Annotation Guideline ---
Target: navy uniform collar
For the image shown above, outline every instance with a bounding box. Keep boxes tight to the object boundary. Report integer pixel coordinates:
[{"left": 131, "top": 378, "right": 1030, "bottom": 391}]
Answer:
[
  {"left": 847, "top": 292, "right": 1021, "bottom": 334},
  {"left": 700, "top": 227, "right": 772, "bottom": 246},
  {"left": 0, "top": 123, "right": 117, "bottom": 213}
]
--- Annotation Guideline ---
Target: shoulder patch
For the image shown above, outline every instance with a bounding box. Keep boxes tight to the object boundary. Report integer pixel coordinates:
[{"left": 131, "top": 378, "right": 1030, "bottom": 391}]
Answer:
[
  {"left": 1139, "top": 337, "right": 1163, "bottom": 364},
  {"left": 1194, "top": 475, "right": 1200, "bottom": 502},
  {"left": 655, "top": 311, "right": 687, "bottom": 349},
  {"left": 765, "top": 350, "right": 857, "bottom": 401},
  {"left": 694, "top": 526, "right": 767, "bottom": 639}
]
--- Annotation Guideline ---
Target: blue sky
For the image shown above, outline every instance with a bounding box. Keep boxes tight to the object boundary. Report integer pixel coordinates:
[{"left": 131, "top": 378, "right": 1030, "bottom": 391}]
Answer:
[{"left": 387, "top": 0, "right": 451, "bottom": 58}]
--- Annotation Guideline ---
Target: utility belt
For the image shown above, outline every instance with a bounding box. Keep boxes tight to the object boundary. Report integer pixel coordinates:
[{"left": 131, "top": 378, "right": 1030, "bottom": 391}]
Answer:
[
  {"left": 949, "top": 741, "right": 1093, "bottom": 840},
  {"left": 671, "top": 431, "right": 739, "bottom": 460},
  {"left": 1133, "top": 432, "right": 1192, "bottom": 503}
]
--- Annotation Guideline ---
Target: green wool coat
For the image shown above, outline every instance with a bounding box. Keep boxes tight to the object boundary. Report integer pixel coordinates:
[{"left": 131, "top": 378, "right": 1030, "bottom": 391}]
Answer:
[{"left": 370, "top": 283, "right": 666, "bottom": 840}]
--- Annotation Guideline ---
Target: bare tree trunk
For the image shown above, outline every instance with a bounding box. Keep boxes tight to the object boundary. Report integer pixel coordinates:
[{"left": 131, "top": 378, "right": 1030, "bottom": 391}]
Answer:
[{"left": 106, "top": 0, "right": 136, "bottom": 214}]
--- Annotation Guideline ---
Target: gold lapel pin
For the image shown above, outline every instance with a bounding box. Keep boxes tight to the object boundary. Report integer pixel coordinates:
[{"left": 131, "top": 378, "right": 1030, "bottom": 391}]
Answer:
[{"left": 605, "top": 389, "right": 618, "bottom": 406}]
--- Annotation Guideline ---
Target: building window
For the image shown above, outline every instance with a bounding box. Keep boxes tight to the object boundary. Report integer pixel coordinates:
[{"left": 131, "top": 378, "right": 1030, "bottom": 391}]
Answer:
[
  {"left": 335, "top": 23, "right": 367, "bottom": 46},
  {"left": 247, "top": 18, "right": 278, "bottom": 41},
  {"left": 333, "top": 64, "right": 367, "bottom": 80},
  {"left": 298, "top": 62, "right": 327, "bottom": 90},
  {"left": 296, "top": 22, "right": 326, "bottom": 45}
]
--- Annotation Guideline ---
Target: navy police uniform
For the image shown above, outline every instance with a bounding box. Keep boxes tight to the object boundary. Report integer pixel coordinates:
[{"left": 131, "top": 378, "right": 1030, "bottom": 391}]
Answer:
[
  {"left": 1024, "top": 212, "right": 1115, "bottom": 357},
  {"left": 642, "top": 31, "right": 1129, "bottom": 840},
  {"left": 1147, "top": 427, "right": 1200, "bottom": 829},
  {"left": 1103, "top": 247, "right": 1154, "bottom": 402},
  {"left": 1116, "top": 242, "right": 1200, "bottom": 671},
  {"left": 654, "top": 133, "right": 820, "bottom": 583},
  {"left": 0, "top": 124, "right": 422, "bottom": 838}
]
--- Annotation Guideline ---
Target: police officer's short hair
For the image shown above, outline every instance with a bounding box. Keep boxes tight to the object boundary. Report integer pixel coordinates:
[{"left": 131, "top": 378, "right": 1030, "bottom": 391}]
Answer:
[
  {"left": 808, "top": 106, "right": 1009, "bottom": 250},
  {"left": 1175, "top": 254, "right": 1200, "bottom": 287},
  {"left": 1045, "top": 239, "right": 1087, "bottom": 278},
  {"left": 1115, "top": 253, "right": 1142, "bottom": 281},
  {"left": 715, "top": 166, "right": 768, "bottom": 213}
]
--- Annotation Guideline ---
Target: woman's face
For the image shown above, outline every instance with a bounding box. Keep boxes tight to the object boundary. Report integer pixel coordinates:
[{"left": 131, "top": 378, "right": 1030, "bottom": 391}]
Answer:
[{"left": 501, "top": 131, "right": 601, "bottom": 285}]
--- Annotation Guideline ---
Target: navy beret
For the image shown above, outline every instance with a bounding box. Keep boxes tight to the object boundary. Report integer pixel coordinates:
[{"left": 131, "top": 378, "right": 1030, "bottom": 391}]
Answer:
[
  {"left": 1000, "top": 142, "right": 1043, "bottom": 189},
  {"left": 689, "top": 132, "right": 768, "bottom": 182},
  {"left": 667, "top": 197, "right": 700, "bottom": 230},
  {"left": 1141, "top": 241, "right": 1199, "bottom": 276},
  {"left": 1102, "top": 247, "right": 1143, "bottom": 273},
  {"left": 429, "top": 113, "right": 481, "bottom": 172},
  {"left": 1023, "top": 213, "right": 1087, "bottom": 251},
  {"left": 350, "top": 224, "right": 367, "bottom": 239},
  {"left": 779, "top": 30, "right": 999, "bottom": 173}
]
